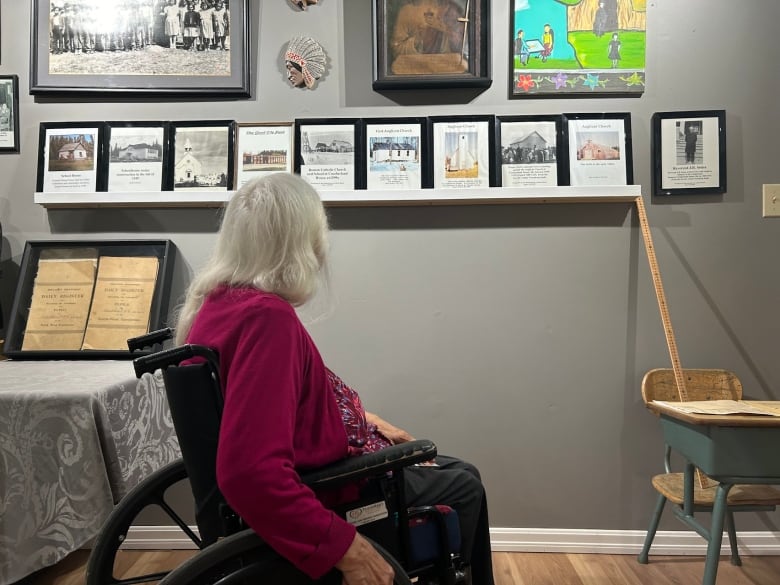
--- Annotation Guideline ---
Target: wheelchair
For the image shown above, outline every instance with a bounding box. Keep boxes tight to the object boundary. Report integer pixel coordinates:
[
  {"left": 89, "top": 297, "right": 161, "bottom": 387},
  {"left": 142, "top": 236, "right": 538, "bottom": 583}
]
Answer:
[{"left": 86, "top": 329, "right": 467, "bottom": 585}]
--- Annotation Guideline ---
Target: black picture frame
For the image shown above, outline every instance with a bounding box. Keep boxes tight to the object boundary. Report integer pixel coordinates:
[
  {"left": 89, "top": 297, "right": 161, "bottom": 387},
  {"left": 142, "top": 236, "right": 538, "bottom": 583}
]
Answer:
[
  {"left": 652, "top": 110, "right": 726, "bottom": 196},
  {"left": 428, "top": 114, "right": 495, "bottom": 189},
  {"left": 562, "top": 112, "right": 633, "bottom": 186},
  {"left": 30, "top": 0, "right": 250, "bottom": 98},
  {"left": 362, "top": 116, "right": 430, "bottom": 191},
  {"left": 495, "top": 115, "right": 566, "bottom": 187},
  {"left": 0, "top": 75, "right": 20, "bottom": 154},
  {"left": 37, "top": 121, "right": 106, "bottom": 192},
  {"left": 4, "top": 239, "right": 175, "bottom": 360},
  {"left": 372, "top": 0, "right": 491, "bottom": 90},
  {"left": 168, "top": 120, "right": 235, "bottom": 191},
  {"left": 104, "top": 121, "right": 170, "bottom": 192},
  {"left": 294, "top": 118, "right": 364, "bottom": 190}
]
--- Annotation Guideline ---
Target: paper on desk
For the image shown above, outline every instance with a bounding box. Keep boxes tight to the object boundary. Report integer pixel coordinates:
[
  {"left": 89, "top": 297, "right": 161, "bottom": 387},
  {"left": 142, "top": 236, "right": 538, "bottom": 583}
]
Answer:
[{"left": 652, "top": 400, "right": 780, "bottom": 416}]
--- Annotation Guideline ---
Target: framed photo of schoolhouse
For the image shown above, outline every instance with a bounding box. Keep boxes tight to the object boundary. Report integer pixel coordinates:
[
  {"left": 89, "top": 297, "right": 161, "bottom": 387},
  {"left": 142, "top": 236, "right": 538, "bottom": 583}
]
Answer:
[
  {"left": 104, "top": 122, "right": 169, "bottom": 192},
  {"left": 4, "top": 239, "right": 175, "bottom": 359},
  {"left": 562, "top": 112, "right": 633, "bottom": 186},
  {"left": 0, "top": 75, "right": 20, "bottom": 153},
  {"left": 364, "top": 117, "right": 430, "bottom": 191},
  {"left": 169, "top": 121, "right": 235, "bottom": 192},
  {"left": 652, "top": 110, "right": 726, "bottom": 196},
  {"left": 234, "top": 122, "right": 294, "bottom": 189},
  {"left": 496, "top": 115, "right": 565, "bottom": 187},
  {"left": 36, "top": 122, "right": 105, "bottom": 193},
  {"left": 429, "top": 115, "right": 494, "bottom": 189},
  {"left": 372, "top": 0, "right": 491, "bottom": 90},
  {"left": 30, "top": 0, "right": 250, "bottom": 97},
  {"left": 295, "top": 118, "right": 363, "bottom": 190}
]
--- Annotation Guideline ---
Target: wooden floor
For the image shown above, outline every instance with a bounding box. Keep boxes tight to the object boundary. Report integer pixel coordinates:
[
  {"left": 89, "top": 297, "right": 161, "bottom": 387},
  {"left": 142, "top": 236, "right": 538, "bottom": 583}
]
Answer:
[{"left": 22, "top": 550, "right": 780, "bottom": 585}]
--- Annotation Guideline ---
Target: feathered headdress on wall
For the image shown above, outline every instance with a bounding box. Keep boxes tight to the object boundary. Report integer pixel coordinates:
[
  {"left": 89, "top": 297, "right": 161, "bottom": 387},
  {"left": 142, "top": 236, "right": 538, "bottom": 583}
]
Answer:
[{"left": 284, "top": 36, "right": 326, "bottom": 89}]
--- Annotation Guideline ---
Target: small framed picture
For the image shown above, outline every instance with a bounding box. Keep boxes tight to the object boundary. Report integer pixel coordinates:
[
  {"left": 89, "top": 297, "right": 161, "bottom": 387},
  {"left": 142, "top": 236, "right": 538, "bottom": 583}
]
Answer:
[
  {"left": 104, "top": 122, "right": 169, "bottom": 192},
  {"left": 169, "top": 121, "right": 235, "bottom": 192},
  {"left": 0, "top": 75, "right": 20, "bottom": 153},
  {"left": 364, "top": 117, "right": 429, "bottom": 190},
  {"left": 234, "top": 123, "right": 294, "bottom": 189},
  {"left": 496, "top": 115, "right": 565, "bottom": 187},
  {"left": 37, "top": 122, "right": 105, "bottom": 193},
  {"left": 371, "top": 0, "right": 491, "bottom": 91},
  {"left": 563, "top": 113, "right": 633, "bottom": 186},
  {"left": 294, "top": 118, "right": 363, "bottom": 190},
  {"left": 652, "top": 110, "right": 726, "bottom": 196},
  {"left": 429, "top": 115, "right": 494, "bottom": 189}
]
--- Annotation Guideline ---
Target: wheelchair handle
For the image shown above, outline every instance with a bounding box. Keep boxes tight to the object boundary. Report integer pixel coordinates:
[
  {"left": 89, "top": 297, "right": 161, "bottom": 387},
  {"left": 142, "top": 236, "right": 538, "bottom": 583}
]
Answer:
[
  {"left": 133, "top": 344, "right": 219, "bottom": 378},
  {"left": 127, "top": 327, "right": 175, "bottom": 352}
]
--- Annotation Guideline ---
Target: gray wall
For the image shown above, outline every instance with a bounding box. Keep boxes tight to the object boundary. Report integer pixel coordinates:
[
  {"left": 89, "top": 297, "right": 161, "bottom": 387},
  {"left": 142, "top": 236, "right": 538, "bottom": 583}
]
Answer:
[{"left": 2, "top": 0, "right": 780, "bottom": 532}]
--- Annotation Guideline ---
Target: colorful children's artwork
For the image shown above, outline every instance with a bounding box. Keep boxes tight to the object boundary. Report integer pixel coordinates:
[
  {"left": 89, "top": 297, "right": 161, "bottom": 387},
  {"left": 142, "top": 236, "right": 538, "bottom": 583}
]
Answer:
[{"left": 511, "top": 0, "right": 646, "bottom": 96}]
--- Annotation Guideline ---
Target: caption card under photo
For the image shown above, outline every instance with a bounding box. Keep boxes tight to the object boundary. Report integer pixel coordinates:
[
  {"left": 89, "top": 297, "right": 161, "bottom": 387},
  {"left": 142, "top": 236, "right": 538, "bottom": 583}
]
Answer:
[
  {"left": 499, "top": 121, "right": 558, "bottom": 187},
  {"left": 42, "top": 127, "right": 100, "bottom": 193},
  {"left": 299, "top": 124, "right": 356, "bottom": 190},
  {"left": 567, "top": 118, "right": 628, "bottom": 186},
  {"left": 366, "top": 123, "right": 422, "bottom": 190},
  {"left": 107, "top": 126, "right": 165, "bottom": 192},
  {"left": 236, "top": 124, "right": 293, "bottom": 188},
  {"left": 433, "top": 120, "right": 490, "bottom": 189}
]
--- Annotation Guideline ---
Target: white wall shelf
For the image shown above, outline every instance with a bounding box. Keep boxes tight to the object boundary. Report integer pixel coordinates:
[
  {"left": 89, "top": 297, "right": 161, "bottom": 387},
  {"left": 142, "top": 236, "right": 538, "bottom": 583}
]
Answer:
[{"left": 34, "top": 185, "right": 641, "bottom": 209}]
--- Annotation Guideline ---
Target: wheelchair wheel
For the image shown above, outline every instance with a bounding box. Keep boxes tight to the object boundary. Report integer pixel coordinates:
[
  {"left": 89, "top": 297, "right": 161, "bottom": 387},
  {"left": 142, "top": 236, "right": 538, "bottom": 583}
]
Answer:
[
  {"left": 158, "top": 528, "right": 413, "bottom": 585},
  {"left": 86, "top": 459, "right": 200, "bottom": 585}
]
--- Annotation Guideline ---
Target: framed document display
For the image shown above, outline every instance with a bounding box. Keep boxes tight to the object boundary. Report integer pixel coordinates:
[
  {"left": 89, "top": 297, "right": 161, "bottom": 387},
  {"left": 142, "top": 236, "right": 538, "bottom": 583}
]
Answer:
[
  {"left": 169, "top": 121, "right": 235, "bottom": 191},
  {"left": 563, "top": 113, "right": 633, "bottom": 186},
  {"left": 4, "top": 240, "right": 175, "bottom": 359},
  {"left": 234, "top": 122, "right": 294, "bottom": 189},
  {"left": 652, "top": 110, "right": 726, "bottom": 196},
  {"left": 363, "top": 117, "right": 429, "bottom": 190},
  {"left": 104, "top": 122, "right": 169, "bottom": 192},
  {"left": 0, "top": 75, "right": 20, "bottom": 153},
  {"left": 37, "top": 122, "right": 105, "bottom": 192},
  {"left": 496, "top": 115, "right": 565, "bottom": 187},
  {"left": 429, "top": 115, "right": 494, "bottom": 189},
  {"left": 294, "top": 118, "right": 363, "bottom": 190}
]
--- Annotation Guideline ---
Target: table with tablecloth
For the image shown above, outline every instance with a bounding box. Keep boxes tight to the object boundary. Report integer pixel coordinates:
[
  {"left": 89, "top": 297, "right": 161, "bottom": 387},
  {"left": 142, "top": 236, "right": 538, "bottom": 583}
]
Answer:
[{"left": 0, "top": 360, "right": 180, "bottom": 585}]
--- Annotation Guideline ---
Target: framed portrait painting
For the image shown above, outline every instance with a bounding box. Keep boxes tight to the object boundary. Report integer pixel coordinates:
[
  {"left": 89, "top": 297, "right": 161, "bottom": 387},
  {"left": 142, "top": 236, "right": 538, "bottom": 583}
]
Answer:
[
  {"left": 294, "top": 118, "right": 363, "bottom": 191},
  {"left": 37, "top": 122, "right": 105, "bottom": 193},
  {"left": 496, "top": 115, "right": 565, "bottom": 187},
  {"left": 30, "top": 0, "right": 250, "bottom": 97},
  {"left": 0, "top": 75, "right": 19, "bottom": 153},
  {"left": 104, "top": 122, "right": 169, "bottom": 192},
  {"left": 364, "top": 117, "right": 429, "bottom": 190},
  {"left": 563, "top": 112, "right": 633, "bottom": 186},
  {"left": 429, "top": 115, "right": 494, "bottom": 189},
  {"left": 372, "top": 0, "right": 491, "bottom": 90},
  {"left": 169, "top": 121, "right": 235, "bottom": 192},
  {"left": 652, "top": 110, "right": 726, "bottom": 196},
  {"left": 234, "top": 123, "right": 294, "bottom": 189}
]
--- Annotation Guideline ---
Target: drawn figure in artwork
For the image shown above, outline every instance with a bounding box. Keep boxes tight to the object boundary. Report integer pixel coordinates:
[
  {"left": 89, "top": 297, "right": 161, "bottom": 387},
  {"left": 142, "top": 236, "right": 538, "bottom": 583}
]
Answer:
[
  {"left": 593, "top": 2, "right": 608, "bottom": 37},
  {"left": 540, "top": 23, "right": 554, "bottom": 62},
  {"left": 161, "top": 0, "right": 181, "bottom": 48},
  {"left": 514, "top": 29, "right": 530, "bottom": 66},
  {"left": 608, "top": 32, "right": 621, "bottom": 68}
]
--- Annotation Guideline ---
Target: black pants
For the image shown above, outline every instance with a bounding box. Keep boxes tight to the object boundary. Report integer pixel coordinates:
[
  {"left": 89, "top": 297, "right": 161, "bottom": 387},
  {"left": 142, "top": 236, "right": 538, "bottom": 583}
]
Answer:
[{"left": 404, "top": 455, "right": 495, "bottom": 585}]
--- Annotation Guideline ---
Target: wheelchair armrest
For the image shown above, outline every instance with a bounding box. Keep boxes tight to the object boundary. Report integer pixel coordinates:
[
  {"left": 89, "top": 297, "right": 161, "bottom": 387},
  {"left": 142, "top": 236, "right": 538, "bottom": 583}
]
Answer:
[
  {"left": 133, "top": 344, "right": 220, "bottom": 377},
  {"left": 127, "top": 327, "right": 174, "bottom": 352},
  {"left": 300, "top": 439, "right": 437, "bottom": 491}
]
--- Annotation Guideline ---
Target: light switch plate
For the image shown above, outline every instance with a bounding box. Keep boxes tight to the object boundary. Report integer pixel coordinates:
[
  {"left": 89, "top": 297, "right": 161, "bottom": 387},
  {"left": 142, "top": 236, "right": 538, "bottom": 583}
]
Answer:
[{"left": 762, "top": 184, "right": 780, "bottom": 217}]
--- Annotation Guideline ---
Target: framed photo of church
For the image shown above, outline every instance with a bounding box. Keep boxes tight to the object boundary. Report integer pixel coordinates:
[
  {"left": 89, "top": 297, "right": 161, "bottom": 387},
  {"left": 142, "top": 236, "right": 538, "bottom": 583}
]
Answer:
[
  {"left": 0, "top": 75, "right": 20, "bottom": 154},
  {"left": 372, "top": 0, "right": 491, "bottom": 90},
  {"left": 104, "top": 122, "right": 169, "bottom": 192},
  {"left": 36, "top": 122, "right": 105, "bottom": 193},
  {"left": 429, "top": 115, "right": 495, "bottom": 189},
  {"left": 169, "top": 121, "right": 235, "bottom": 192},
  {"left": 294, "top": 118, "right": 363, "bottom": 190},
  {"left": 562, "top": 112, "right": 633, "bottom": 186},
  {"left": 363, "top": 117, "right": 430, "bottom": 191},
  {"left": 496, "top": 115, "right": 565, "bottom": 187}
]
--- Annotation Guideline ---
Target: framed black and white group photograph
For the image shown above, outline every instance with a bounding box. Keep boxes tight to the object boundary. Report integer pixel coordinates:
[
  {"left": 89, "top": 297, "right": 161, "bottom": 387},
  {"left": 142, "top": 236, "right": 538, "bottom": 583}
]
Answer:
[
  {"left": 652, "top": 110, "right": 726, "bottom": 196},
  {"left": 169, "top": 121, "right": 234, "bottom": 191},
  {"left": 0, "top": 75, "right": 19, "bottom": 153},
  {"left": 234, "top": 123, "right": 294, "bottom": 189},
  {"left": 364, "top": 117, "right": 429, "bottom": 190},
  {"left": 36, "top": 122, "right": 105, "bottom": 192},
  {"left": 563, "top": 112, "right": 633, "bottom": 186},
  {"left": 496, "top": 115, "right": 564, "bottom": 188},
  {"left": 104, "top": 122, "right": 168, "bottom": 192},
  {"left": 429, "top": 115, "right": 494, "bottom": 189},
  {"left": 30, "top": 0, "right": 250, "bottom": 97},
  {"left": 294, "top": 119, "right": 362, "bottom": 191}
]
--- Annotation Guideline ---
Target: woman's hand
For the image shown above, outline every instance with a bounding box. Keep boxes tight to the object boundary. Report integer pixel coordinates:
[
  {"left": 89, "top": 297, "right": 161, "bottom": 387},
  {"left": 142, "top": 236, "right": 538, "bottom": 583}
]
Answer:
[
  {"left": 365, "top": 412, "right": 414, "bottom": 444},
  {"left": 336, "top": 533, "right": 394, "bottom": 585}
]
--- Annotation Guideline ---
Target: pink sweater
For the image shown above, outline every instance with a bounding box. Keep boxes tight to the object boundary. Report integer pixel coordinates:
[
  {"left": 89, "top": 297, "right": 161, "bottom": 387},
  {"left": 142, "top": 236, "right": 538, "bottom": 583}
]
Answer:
[{"left": 186, "top": 286, "right": 356, "bottom": 578}]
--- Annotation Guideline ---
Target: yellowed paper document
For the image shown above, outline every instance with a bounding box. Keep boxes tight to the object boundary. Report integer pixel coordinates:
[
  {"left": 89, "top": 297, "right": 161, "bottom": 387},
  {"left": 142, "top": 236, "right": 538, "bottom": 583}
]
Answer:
[
  {"left": 22, "top": 259, "right": 96, "bottom": 350},
  {"left": 652, "top": 400, "right": 780, "bottom": 417},
  {"left": 81, "top": 256, "right": 159, "bottom": 350}
]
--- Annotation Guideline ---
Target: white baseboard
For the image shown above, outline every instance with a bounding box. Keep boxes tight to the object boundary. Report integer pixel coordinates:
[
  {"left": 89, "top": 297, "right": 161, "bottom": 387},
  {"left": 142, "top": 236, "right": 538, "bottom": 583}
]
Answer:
[{"left": 121, "top": 526, "right": 780, "bottom": 555}]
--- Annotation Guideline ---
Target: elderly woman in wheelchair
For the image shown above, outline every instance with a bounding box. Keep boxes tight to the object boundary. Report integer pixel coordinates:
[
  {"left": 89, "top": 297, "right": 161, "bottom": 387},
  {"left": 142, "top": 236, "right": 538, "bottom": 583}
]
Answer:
[{"left": 90, "top": 173, "right": 494, "bottom": 585}]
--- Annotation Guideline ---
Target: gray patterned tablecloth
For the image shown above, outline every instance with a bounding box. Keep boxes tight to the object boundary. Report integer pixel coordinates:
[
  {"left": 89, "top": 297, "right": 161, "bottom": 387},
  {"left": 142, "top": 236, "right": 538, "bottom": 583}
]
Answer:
[{"left": 0, "top": 360, "right": 180, "bottom": 585}]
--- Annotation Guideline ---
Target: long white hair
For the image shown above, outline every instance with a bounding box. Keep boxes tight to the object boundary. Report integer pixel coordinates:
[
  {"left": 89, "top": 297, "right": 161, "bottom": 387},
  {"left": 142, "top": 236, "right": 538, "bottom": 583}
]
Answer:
[{"left": 175, "top": 173, "right": 329, "bottom": 345}]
